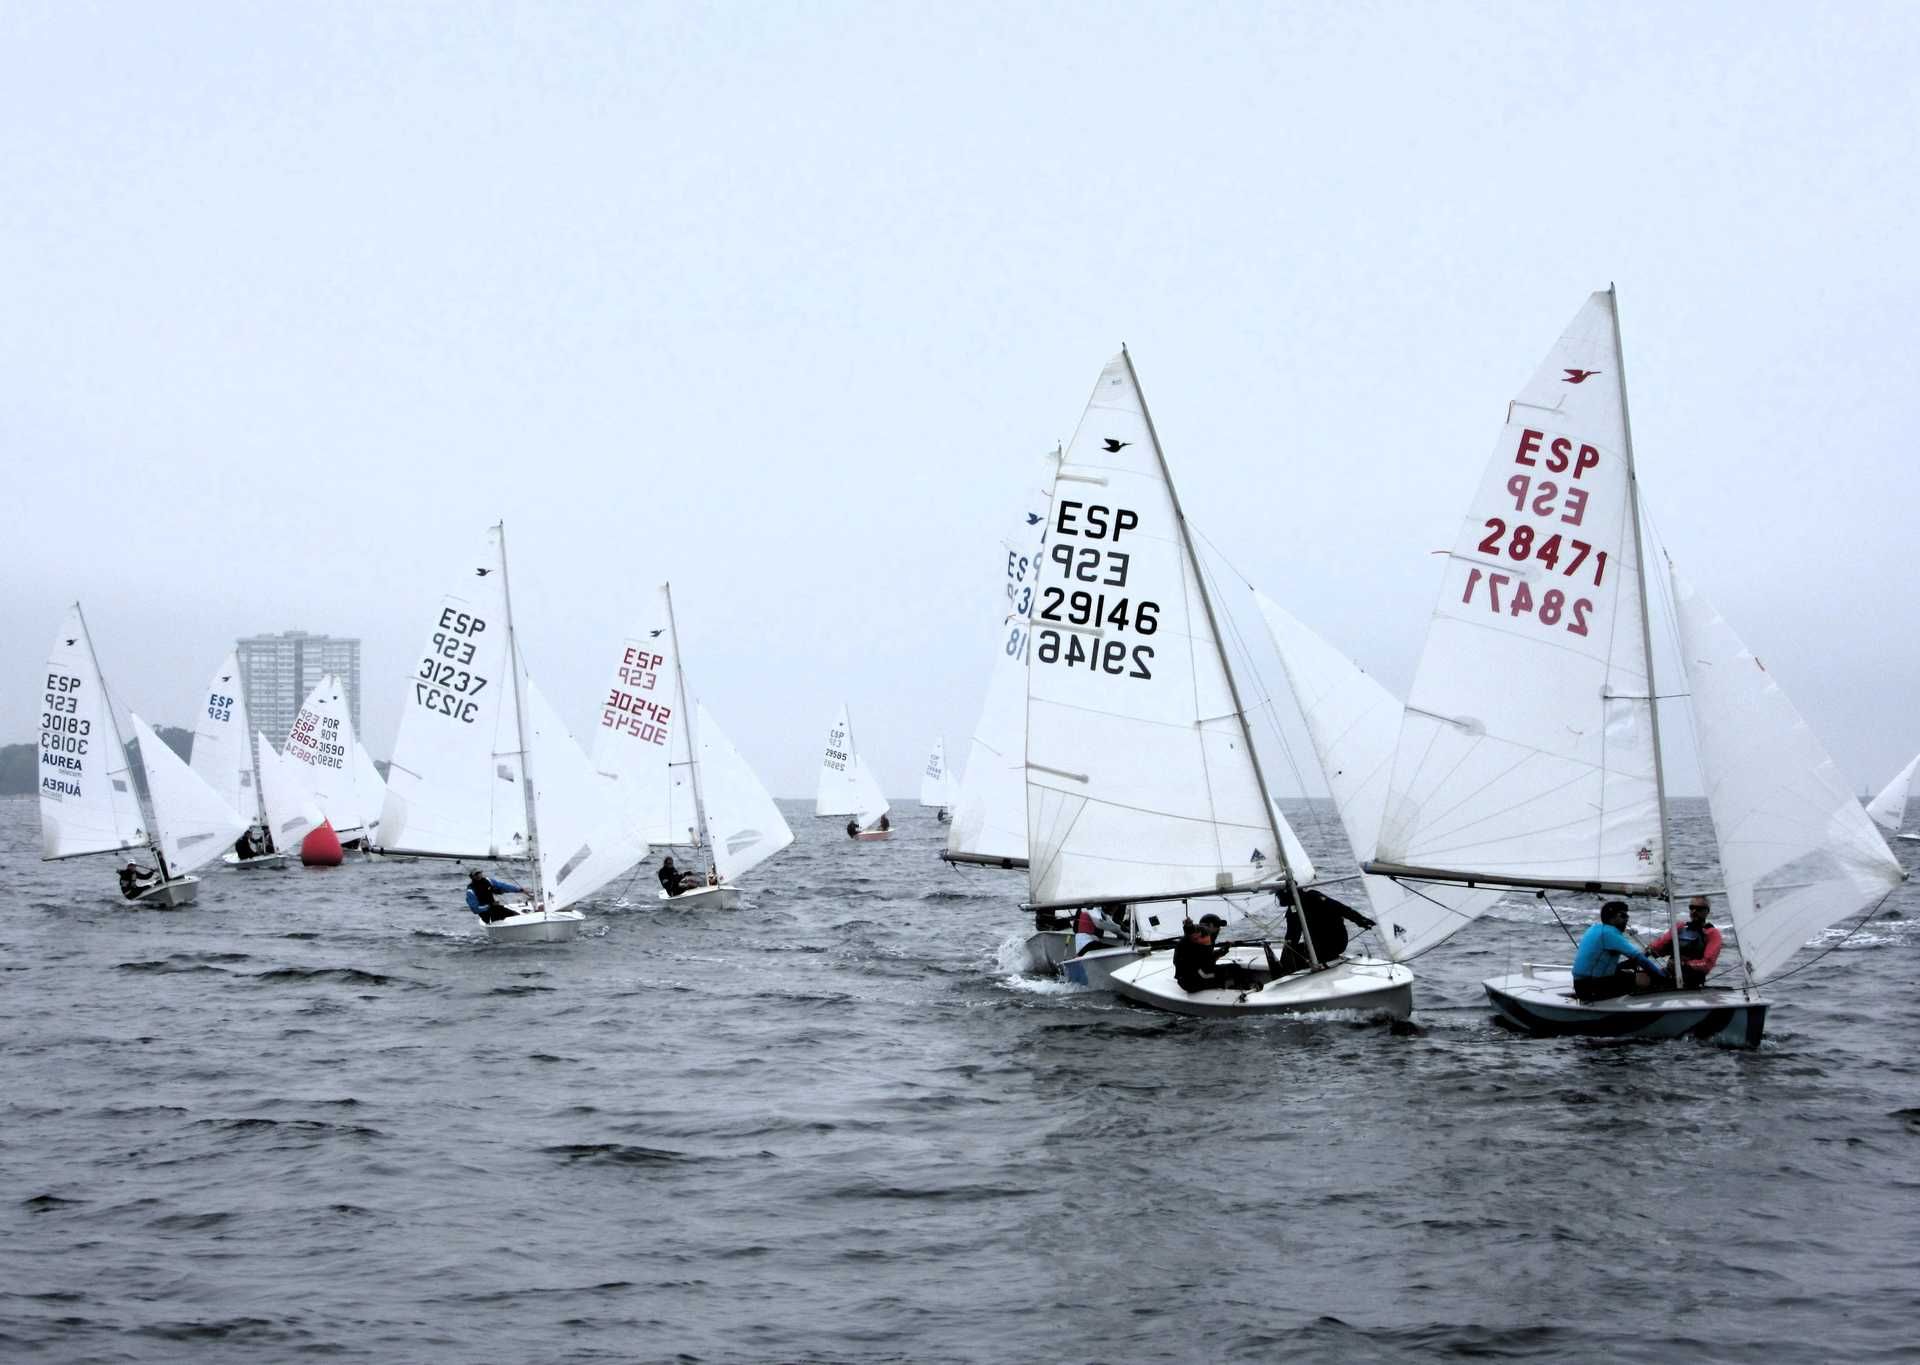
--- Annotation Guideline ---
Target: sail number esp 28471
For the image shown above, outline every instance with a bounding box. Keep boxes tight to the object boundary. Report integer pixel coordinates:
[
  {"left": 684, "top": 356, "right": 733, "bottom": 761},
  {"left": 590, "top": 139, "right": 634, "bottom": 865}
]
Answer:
[
  {"left": 1460, "top": 427, "right": 1612, "bottom": 638},
  {"left": 1034, "top": 500, "right": 1158, "bottom": 680}
]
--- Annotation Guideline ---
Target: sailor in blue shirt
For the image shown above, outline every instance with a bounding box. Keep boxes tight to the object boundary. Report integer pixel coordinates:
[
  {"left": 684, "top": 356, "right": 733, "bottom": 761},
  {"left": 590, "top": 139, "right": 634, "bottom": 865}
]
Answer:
[
  {"left": 465, "top": 869, "right": 525, "bottom": 924},
  {"left": 1571, "top": 901, "right": 1667, "bottom": 1002}
]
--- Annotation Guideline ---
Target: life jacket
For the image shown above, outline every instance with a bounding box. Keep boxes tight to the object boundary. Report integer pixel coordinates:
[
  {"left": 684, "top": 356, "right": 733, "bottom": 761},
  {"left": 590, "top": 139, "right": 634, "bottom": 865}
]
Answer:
[
  {"left": 1677, "top": 922, "right": 1709, "bottom": 962},
  {"left": 1075, "top": 908, "right": 1098, "bottom": 936}
]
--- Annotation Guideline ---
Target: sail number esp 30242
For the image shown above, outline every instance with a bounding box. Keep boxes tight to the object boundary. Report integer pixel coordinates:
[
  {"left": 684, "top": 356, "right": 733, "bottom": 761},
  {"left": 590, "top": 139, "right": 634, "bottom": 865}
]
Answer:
[{"left": 1035, "top": 500, "right": 1158, "bottom": 680}]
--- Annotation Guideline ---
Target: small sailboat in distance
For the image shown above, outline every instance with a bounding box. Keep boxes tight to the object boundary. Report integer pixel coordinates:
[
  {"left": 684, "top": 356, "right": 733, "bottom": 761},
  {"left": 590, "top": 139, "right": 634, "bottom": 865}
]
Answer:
[
  {"left": 1867, "top": 752, "right": 1920, "bottom": 843},
  {"left": 920, "top": 737, "right": 956, "bottom": 823},
  {"left": 1365, "top": 288, "right": 1905, "bottom": 1044},
  {"left": 38, "top": 605, "right": 248, "bottom": 907},
  {"left": 817, "top": 704, "right": 891, "bottom": 839},
  {"left": 592, "top": 582, "right": 793, "bottom": 908},
  {"left": 191, "top": 650, "right": 285, "bottom": 868},
  {"left": 379, "top": 524, "right": 650, "bottom": 943}
]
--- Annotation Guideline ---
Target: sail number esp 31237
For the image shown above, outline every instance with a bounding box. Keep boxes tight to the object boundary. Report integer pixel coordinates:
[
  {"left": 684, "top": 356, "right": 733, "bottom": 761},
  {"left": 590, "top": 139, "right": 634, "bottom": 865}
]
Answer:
[
  {"left": 414, "top": 608, "right": 493, "bottom": 724},
  {"left": 1034, "top": 499, "right": 1158, "bottom": 680}
]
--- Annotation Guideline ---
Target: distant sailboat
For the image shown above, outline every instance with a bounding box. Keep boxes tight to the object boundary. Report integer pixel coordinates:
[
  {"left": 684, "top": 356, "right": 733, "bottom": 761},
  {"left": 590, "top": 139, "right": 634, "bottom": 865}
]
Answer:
[
  {"left": 1366, "top": 289, "right": 1904, "bottom": 1044},
  {"left": 378, "top": 524, "right": 651, "bottom": 942},
  {"left": 255, "top": 729, "right": 324, "bottom": 855},
  {"left": 37, "top": 605, "right": 248, "bottom": 907},
  {"left": 920, "top": 737, "right": 956, "bottom": 823},
  {"left": 592, "top": 582, "right": 793, "bottom": 908},
  {"left": 282, "top": 674, "right": 381, "bottom": 851},
  {"left": 817, "top": 704, "right": 891, "bottom": 839},
  {"left": 942, "top": 450, "right": 1055, "bottom": 871},
  {"left": 1867, "top": 753, "right": 1920, "bottom": 842},
  {"left": 191, "top": 650, "right": 285, "bottom": 868},
  {"left": 1022, "top": 352, "right": 1413, "bottom": 1016}
]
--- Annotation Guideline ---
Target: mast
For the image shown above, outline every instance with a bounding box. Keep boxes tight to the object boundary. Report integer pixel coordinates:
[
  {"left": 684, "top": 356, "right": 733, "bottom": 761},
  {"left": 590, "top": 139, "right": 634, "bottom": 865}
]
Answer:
[
  {"left": 496, "top": 522, "right": 542, "bottom": 897},
  {"left": 1122, "top": 347, "right": 1319, "bottom": 968},
  {"left": 76, "top": 602, "right": 165, "bottom": 875},
  {"left": 1609, "top": 286, "right": 1685, "bottom": 981},
  {"left": 662, "top": 582, "right": 711, "bottom": 865}
]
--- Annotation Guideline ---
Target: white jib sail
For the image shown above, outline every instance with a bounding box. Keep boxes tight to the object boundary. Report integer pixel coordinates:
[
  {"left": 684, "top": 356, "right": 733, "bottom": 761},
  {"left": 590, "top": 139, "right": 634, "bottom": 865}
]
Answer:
[
  {"left": 378, "top": 529, "right": 529, "bottom": 859},
  {"left": 130, "top": 713, "right": 248, "bottom": 875},
  {"left": 1376, "top": 291, "right": 1663, "bottom": 891},
  {"left": 920, "top": 737, "right": 954, "bottom": 808},
  {"left": 283, "top": 675, "right": 368, "bottom": 838},
  {"left": 1866, "top": 753, "right": 1920, "bottom": 833},
  {"left": 947, "top": 453, "right": 1055, "bottom": 865},
  {"left": 1256, "top": 592, "right": 1503, "bottom": 960},
  {"left": 37, "top": 606, "right": 148, "bottom": 861},
  {"left": 524, "top": 677, "right": 649, "bottom": 912},
  {"left": 351, "top": 739, "right": 387, "bottom": 840},
  {"left": 697, "top": 702, "right": 794, "bottom": 882},
  {"left": 816, "top": 704, "right": 888, "bottom": 821},
  {"left": 589, "top": 591, "right": 697, "bottom": 846},
  {"left": 1024, "top": 353, "right": 1286, "bottom": 907},
  {"left": 189, "top": 650, "right": 261, "bottom": 824},
  {"left": 256, "top": 731, "right": 323, "bottom": 850},
  {"left": 1672, "top": 567, "right": 1905, "bottom": 983}
]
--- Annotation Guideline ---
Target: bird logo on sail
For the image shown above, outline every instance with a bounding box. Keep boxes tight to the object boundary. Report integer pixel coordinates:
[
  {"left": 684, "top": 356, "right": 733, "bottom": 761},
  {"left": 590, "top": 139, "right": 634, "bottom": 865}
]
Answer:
[
  {"left": 65, "top": 638, "right": 76, "bottom": 646},
  {"left": 1026, "top": 512, "right": 1042, "bottom": 525},
  {"left": 1102, "top": 438, "right": 1131, "bottom": 452},
  {"left": 1563, "top": 368, "right": 1601, "bottom": 384},
  {"left": 475, "top": 568, "right": 491, "bottom": 577},
  {"left": 650, "top": 629, "right": 664, "bottom": 638}
]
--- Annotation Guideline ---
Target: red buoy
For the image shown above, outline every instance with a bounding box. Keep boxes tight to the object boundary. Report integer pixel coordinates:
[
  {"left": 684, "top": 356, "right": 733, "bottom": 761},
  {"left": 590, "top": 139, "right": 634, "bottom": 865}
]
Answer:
[{"left": 301, "top": 821, "right": 345, "bottom": 867}]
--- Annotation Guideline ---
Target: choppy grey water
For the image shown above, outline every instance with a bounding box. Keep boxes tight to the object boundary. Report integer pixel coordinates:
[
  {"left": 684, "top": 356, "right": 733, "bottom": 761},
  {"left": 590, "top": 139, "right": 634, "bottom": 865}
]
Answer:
[{"left": 2, "top": 793, "right": 1916, "bottom": 1363}]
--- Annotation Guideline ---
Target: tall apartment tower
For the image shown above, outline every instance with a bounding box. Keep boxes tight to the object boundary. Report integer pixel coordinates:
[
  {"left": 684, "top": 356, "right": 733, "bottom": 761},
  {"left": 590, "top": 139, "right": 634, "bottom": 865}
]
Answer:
[{"left": 234, "top": 630, "right": 363, "bottom": 750}]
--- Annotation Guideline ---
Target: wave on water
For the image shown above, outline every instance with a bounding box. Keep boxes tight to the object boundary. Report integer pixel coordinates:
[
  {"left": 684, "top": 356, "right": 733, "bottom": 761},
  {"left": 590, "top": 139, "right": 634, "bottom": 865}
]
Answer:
[{"left": 541, "top": 1142, "right": 692, "bottom": 1166}]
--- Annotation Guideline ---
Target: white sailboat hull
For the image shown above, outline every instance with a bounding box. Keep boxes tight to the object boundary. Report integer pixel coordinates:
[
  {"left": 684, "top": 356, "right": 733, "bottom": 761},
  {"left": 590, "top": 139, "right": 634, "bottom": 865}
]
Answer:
[
  {"left": 1484, "top": 968, "right": 1768, "bottom": 1047},
  {"left": 854, "top": 830, "right": 891, "bottom": 842},
  {"left": 484, "top": 903, "right": 586, "bottom": 943},
  {"left": 657, "top": 883, "right": 742, "bottom": 910},
  {"left": 1112, "top": 950, "right": 1414, "bottom": 1019},
  {"left": 132, "top": 876, "right": 201, "bottom": 909},
  {"left": 1056, "top": 943, "right": 1149, "bottom": 990},
  {"left": 1021, "top": 930, "right": 1073, "bottom": 974},
  {"left": 220, "top": 850, "right": 289, "bottom": 869}
]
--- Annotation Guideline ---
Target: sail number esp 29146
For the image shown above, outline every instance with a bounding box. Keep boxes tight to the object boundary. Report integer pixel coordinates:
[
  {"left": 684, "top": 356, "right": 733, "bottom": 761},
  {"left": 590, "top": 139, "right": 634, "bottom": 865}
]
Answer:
[{"left": 1035, "top": 500, "right": 1158, "bottom": 680}]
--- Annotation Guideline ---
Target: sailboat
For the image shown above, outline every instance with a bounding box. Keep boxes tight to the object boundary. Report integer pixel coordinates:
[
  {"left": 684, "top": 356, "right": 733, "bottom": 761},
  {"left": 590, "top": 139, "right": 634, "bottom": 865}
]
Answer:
[
  {"left": 255, "top": 729, "right": 325, "bottom": 856},
  {"left": 283, "top": 674, "right": 382, "bottom": 851},
  {"left": 1867, "top": 753, "right": 1920, "bottom": 843},
  {"left": 1019, "top": 351, "right": 1414, "bottom": 1017},
  {"left": 37, "top": 605, "right": 249, "bottom": 907},
  {"left": 816, "top": 704, "right": 891, "bottom": 839},
  {"left": 920, "top": 737, "right": 956, "bottom": 823},
  {"left": 941, "top": 451, "right": 1056, "bottom": 871},
  {"left": 591, "top": 583, "right": 793, "bottom": 909},
  {"left": 378, "top": 524, "right": 652, "bottom": 943},
  {"left": 1364, "top": 289, "right": 1904, "bottom": 1045},
  {"left": 191, "top": 650, "right": 285, "bottom": 868}
]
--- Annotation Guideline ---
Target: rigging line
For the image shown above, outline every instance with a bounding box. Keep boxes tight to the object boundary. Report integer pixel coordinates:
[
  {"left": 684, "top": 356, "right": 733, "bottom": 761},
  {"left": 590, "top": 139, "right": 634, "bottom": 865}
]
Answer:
[
  {"left": 1751, "top": 887, "right": 1902, "bottom": 987},
  {"left": 1540, "top": 893, "right": 1582, "bottom": 949}
]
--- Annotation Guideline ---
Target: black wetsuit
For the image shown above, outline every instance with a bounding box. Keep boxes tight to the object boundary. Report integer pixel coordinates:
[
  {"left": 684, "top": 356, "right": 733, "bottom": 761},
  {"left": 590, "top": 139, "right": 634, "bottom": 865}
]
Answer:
[
  {"left": 1173, "top": 937, "right": 1261, "bottom": 993},
  {"left": 1277, "top": 890, "right": 1375, "bottom": 973}
]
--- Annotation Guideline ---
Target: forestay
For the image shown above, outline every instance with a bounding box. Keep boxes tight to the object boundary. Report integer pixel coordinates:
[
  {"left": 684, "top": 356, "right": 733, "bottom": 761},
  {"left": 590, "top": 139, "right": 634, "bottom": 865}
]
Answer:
[
  {"left": 256, "top": 731, "right": 324, "bottom": 850},
  {"left": 38, "top": 605, "right": 146, "bottom": 861},
  {"left": 816, "top": 704, "right": 888, "bottom": 821},
  {"left": 1376, "top": 292, "right": 1663, "bottom": 892},
  {"left": 920, "top": 738, "right": 954, "bottom": 808},
  {"left": 1024, "top": 352, "right": 1289, "bottom": 908},
  {"left": 590, "top": 588, "right": 697, "bottom": 846},
  {"left": 1866, "top": 753, "right": 1920, "bottom": 833},
  {"left": 697, "top": 702, "right": 795, "bottom": 881},
  {"left": 524, "top": 678, "right": 650, "bottom": 912},
  {"left": 130, "top": 713, "right": 248, "bottom": 874},
  {"left": 947, "top": 452, "right": 1054, "bottom": 865},
  {"left": 1257, "top": 592, "right": 1502, "bottom": 960},
  {"left": 378, "top": 530, "right": 530, "bottom": 859},
  {"left": 190, "top": 651, "right": 261, "bottom": 823},
  {"left": 1671, "top": 567, "right": 1905, "bottom": 982}
]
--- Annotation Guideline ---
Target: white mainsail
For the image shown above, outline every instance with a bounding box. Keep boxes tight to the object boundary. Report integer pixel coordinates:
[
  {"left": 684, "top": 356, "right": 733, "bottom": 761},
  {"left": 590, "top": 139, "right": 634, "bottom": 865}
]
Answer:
[
  {"left": 1375, "top": 291, "right": 1663, "bottom": 893},
  {"left": 1257, "top": 592, "right": 1503, "bottom": 960},
  {"left": 189, "top": 650, "right": 261, "bottom": 824},
  {"left": 378, "top": 530, "right": 530, "bottom": 859},
  {"left": 1024, "top": 352, "right": 1298, "bottom": 908},
  {"left": 1866, "top": 753, "right": 1920, "bottom": 834},
  {"left": 256, "top": 731, "right": 323, "bottom": 850},
  {"left": 351, "top": 738, "right": 387, "bottom": 841},
  {"left": 37, "top": 605, "right": 147, "bottom": 861},
  {"left": 524, "top": 677, "right": 650, "bottom": 912},
  {"left": 589, "top": 587, "right": 697, "bottom": 846},
  {"left": 920, "top": 737, "right": 955, "bottom": 809},
  {"left": 283, "top": 675, "right": 371, "bottom": 839},
  {"left": 816, "top": 704, "right": 889, "bottom": 822},
  {"left": 946, "top": 454, "right": 1055, "bottom": 866},
  {"left": 1672, "top": 568, "right": 1905, "bottom": 983},
  {"left": 697, "top": 702, "right": 795, "bottom": 882},
  {"left": 130, "top": 713, "right": 248, "bottom": 875}
]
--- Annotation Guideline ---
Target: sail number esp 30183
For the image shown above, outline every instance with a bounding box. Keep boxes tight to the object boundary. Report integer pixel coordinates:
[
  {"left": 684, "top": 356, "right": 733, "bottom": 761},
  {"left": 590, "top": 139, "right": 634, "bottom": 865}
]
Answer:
[{"left": 1034, "top": 500, "right": 1158, "bottom": 680}]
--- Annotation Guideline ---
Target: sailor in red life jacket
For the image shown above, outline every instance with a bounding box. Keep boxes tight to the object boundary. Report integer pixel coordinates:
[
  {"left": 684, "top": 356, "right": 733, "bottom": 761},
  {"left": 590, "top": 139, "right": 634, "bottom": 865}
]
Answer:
[
  {"left": 1645, "top": 895, "right": 1723, "bottom": 989},
  {"left": 1074, "top": 903, "right": 1130, "bottom": 957}
]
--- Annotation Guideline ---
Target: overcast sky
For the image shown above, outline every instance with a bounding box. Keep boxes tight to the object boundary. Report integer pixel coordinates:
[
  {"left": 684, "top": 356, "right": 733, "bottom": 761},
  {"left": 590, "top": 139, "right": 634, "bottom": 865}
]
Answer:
[{"left": 4, "top": 2, "right": 1916, "bottom": 799}]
